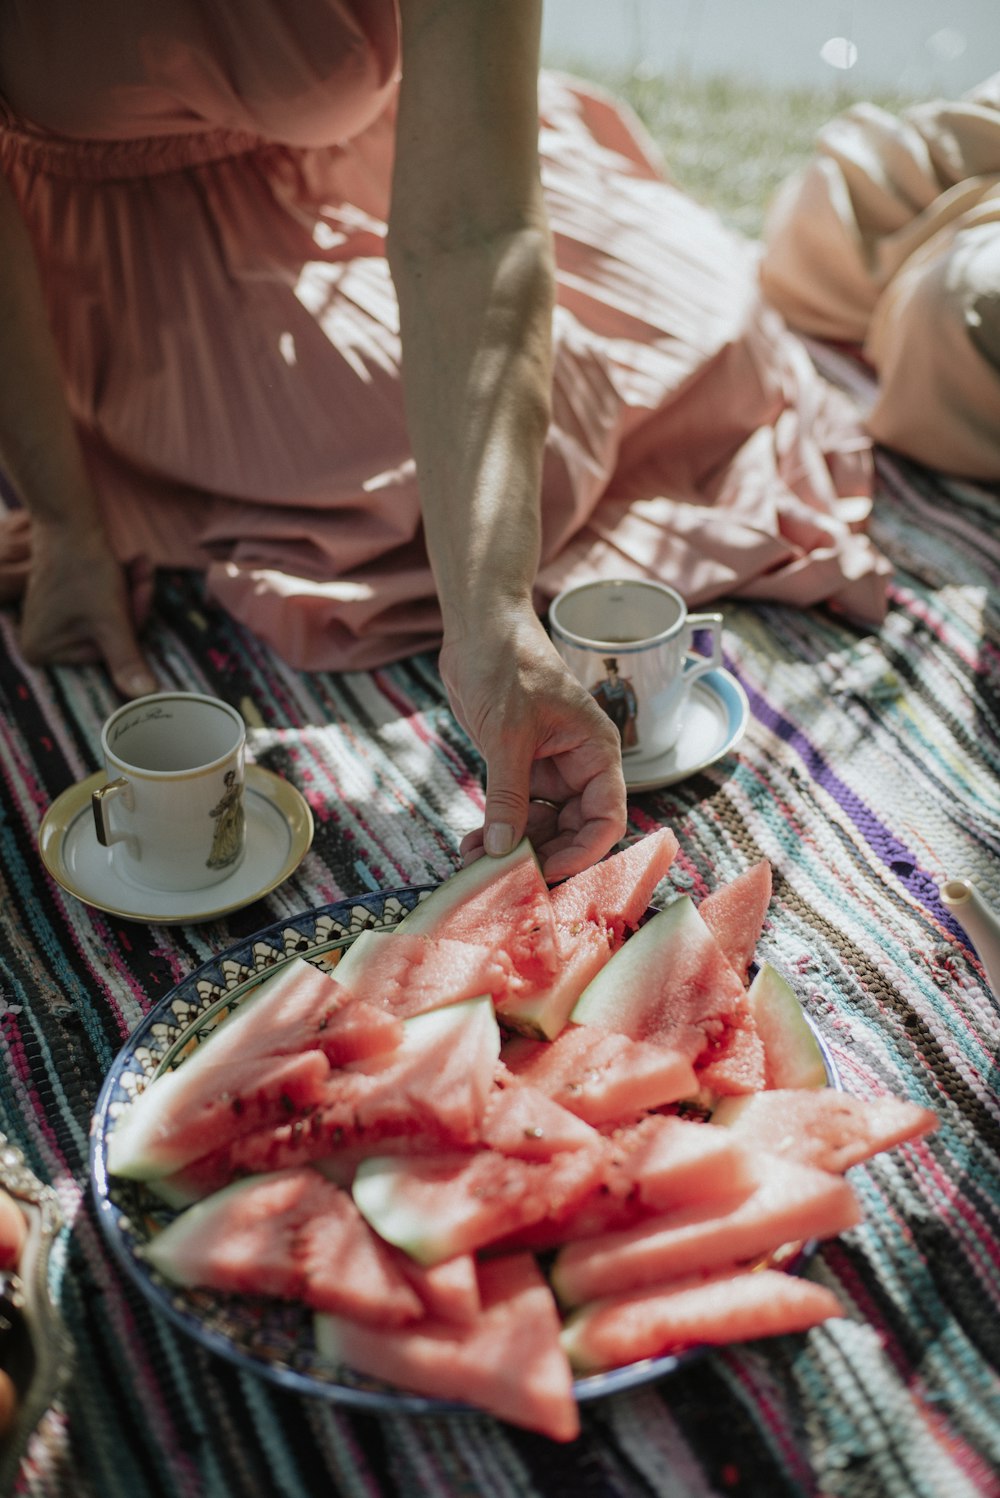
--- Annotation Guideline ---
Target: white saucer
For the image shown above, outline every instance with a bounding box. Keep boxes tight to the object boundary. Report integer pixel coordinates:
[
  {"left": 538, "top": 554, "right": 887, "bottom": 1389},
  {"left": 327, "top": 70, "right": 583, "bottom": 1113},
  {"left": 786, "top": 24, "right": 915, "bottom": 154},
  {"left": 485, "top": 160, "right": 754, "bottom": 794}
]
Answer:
[
  {"left": 622, "top": 667, "right": 750, "bottom": 793},
  {"left": 38, "top": 764, "right": 314, "bottom": 924}
]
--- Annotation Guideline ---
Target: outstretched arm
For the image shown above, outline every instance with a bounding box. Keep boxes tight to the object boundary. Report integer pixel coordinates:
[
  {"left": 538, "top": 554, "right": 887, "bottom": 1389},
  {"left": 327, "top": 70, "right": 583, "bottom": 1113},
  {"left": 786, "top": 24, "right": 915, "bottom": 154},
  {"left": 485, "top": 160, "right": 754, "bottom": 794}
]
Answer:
[
  {"left": 0, "top": 170, "right": 155, "bottom": 698},
  {"left": 390, "top": 0, "right": 626, "bottom": 878}
]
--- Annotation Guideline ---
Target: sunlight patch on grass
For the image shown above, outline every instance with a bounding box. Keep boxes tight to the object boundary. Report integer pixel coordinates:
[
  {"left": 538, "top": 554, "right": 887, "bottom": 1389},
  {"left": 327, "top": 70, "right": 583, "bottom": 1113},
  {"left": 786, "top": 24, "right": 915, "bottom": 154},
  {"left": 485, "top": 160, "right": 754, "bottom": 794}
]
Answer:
[{"left": 551, "top": 67, "right": 921, "bottom": 237}]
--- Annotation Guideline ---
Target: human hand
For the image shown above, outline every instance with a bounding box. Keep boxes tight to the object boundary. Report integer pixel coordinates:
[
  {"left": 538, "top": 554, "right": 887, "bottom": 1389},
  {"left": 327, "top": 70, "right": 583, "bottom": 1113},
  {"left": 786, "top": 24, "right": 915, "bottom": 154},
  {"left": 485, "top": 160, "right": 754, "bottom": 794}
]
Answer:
[
  {"left": 440, "top": 605, "right": 627, "bottom": 882},
  {"left": 16, "top": 516, "right": 158, "bottom": 699}
]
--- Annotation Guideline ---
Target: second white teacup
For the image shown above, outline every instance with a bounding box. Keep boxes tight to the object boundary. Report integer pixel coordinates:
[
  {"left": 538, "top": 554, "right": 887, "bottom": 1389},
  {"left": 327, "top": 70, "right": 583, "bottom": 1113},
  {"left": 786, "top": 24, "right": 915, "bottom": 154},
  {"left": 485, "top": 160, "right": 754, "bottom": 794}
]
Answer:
[
  {"left": 550, "top": 579, "right": 723, "bottom": 757},
  {"left": 91, "top": 692, "right": 247, "bottom": 892}
]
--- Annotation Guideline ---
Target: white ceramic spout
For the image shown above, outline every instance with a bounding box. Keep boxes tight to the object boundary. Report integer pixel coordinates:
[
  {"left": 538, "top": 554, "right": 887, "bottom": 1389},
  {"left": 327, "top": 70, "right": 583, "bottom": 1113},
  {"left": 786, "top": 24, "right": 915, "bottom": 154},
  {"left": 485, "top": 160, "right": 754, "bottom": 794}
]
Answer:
[{"left": 940, "top": 877, "right": 1000, "bottom": 1004}]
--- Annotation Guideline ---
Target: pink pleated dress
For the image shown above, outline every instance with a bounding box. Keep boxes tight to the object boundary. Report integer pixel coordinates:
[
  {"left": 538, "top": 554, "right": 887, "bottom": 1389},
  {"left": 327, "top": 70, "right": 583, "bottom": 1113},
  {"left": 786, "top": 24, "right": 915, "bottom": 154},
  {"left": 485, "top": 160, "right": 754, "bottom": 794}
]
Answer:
[{"left": 0, "top": 0, "right": 890, "bottom": 670}]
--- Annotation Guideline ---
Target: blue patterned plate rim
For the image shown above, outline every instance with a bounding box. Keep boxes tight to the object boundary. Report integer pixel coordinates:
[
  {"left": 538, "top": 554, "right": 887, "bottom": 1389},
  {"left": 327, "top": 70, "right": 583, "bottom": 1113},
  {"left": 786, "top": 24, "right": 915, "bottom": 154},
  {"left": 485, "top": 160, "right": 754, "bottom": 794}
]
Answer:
[{"left": 90, "top": 885, "right": 842, "bottom": 1415}]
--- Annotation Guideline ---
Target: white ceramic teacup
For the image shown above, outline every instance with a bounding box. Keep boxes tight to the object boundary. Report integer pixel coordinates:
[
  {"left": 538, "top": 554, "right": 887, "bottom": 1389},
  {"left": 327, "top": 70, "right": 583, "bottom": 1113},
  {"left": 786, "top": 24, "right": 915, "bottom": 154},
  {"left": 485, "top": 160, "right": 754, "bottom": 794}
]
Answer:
[
  {"left": 549, "top": 579, "right": 723, "bottom": 757},
  {"left": 91, "top": 692, "right": 247, "bottom": 892}
]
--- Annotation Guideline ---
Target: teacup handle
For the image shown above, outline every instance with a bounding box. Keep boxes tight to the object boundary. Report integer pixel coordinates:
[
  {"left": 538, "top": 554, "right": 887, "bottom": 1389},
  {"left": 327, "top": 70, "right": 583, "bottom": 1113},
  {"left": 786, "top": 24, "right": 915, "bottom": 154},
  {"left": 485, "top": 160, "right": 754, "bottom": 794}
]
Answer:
[
  {"left": 683, "top": 612, "right": 724, "bottom": 686},
  {"left": 91, "top": 776, "right": 134, "bottom": 849}
]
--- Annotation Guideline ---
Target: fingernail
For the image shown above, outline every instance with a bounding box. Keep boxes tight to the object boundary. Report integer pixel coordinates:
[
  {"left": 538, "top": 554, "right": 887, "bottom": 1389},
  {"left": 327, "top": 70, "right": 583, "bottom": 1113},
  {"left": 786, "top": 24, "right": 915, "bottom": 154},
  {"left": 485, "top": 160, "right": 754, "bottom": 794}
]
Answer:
[
  {"left": 484, "top": 823, "right": 516, "bottom": 857},
  {"left": 123, "top": 670, "right": 157, "bottom": 698}
]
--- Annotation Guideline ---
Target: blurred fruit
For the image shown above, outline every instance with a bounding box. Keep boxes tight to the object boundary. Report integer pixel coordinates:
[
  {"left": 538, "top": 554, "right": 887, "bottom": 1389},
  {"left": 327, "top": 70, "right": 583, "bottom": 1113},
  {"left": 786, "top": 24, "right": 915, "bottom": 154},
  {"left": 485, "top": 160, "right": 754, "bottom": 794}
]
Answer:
[
  {"left": 0, "top": 1193, "right": 26, "bottom": 1272},
  {"left": 0, "top": 1368, "right": 18, "bottom": 1441}
]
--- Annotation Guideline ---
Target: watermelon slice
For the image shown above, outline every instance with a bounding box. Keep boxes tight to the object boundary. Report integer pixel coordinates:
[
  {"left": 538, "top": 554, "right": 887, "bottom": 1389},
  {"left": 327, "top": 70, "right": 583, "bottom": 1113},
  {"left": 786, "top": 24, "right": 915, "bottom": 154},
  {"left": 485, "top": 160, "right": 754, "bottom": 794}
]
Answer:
[
  {"left": 144, "top": 1167, "right": 423, "bottom": 1325},
  {"left": 548, "top": 827, "right": 680, "bottom": 942},
  {"left": 479, "top": 1077, "right": 601, "bottom": 1159},
  {"left": 352, "top": 1145, "right": 606, "bottom": 1266},
  {"left": 695, "top": 1004, "right": 767, "bottom": 1095},
  {"left": 561, "top": 1266, "right": 844, "bottom": 1373},
  {"left": 315, "top": 1253, "right": 580, "bottom": 1443},
  {"left": 747, "top": 963, "right": 828, "bottom": 1089},
  {"left": 501, "top": 1023, "right": 698, "bottom": 1125},
  {"left": 331, "top": 929, "right": 513, "bottom": 1016},
  {"left": 494, "top": 922, "right": 613, "bottom": 1041},
  {"left": 108, "top": 1050, "right": 332, "bottom": 1183},
  {"left": 570, "top": 896, "right": 746, "bottom": 1060},
  {"left": 615, "top": 1113, "right": 758, "bottom": 1212},
  {"left": 550, "top": 1155, "right": 862, "bottom": 1307},
  {"left": 490, "top": 828, "right": 679, "bottom": 1040},
  {"left": 490, "top": 1115, "right": 757, "bottom": 1255},
  {"left": 710, "top": 1088, "right": 939, "bottom": 1172},
  {"left": 107, "top": 958, "right": 401, "bottom": 1181},
  {"left": 396, "top": 839, "right": 560, "bottom": 990},
  {"left": 151, "top": 996, "right": 502, "bottom": 1202},
  {"left": 698, "top": 860, "right": 773, "bottom": 983},
  {"left": 393, "top": 1250, "right": 482, "bottom": 1326}
]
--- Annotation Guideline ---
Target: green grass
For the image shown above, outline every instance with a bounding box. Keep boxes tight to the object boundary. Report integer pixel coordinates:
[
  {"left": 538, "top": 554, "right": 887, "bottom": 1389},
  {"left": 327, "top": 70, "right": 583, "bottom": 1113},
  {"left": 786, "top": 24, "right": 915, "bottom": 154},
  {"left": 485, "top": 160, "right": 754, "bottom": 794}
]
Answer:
[{"left": 549, "top": 67, "right": 921, "bottom": 237}]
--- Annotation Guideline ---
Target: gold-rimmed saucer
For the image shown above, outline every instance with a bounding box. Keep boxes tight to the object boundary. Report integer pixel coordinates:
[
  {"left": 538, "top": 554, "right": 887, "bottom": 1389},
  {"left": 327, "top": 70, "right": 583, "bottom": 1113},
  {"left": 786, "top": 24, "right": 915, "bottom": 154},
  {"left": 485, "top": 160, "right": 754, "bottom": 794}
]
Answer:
[{"left": 38, "top": 764, "right": 314, "bottom": 924}]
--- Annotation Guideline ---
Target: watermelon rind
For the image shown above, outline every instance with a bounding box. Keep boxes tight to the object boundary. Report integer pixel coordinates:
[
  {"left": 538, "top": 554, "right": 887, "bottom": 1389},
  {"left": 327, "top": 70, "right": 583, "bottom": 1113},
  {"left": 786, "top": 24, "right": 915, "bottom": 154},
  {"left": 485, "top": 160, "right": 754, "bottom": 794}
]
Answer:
[
  {"left": 496, "top": 926, "right": 612, "bottom": 1042},
  {"left": 314, "top": 1253, "right": 581, "bottom": 1442},
  {"left": 569, "top": 896, "right": 743, "bottom": 1050},
  {"left": 560, "top": 1266, "right": 844, "bottom": 1374},
  {"left": 393, "top": 839, "right": 543, "bottom": 937},
  {"left": 744, "top": 963, "right": 827, "bottom": 1089},
  {"left": 143, "top": 1172, "right": 274, "bottom": 1286},
  {"left": 106, "top": 958, "right": 337, "bottom": 1180},
  {"left": 330, "top": 928, "right": 395, "bottom": 983}
]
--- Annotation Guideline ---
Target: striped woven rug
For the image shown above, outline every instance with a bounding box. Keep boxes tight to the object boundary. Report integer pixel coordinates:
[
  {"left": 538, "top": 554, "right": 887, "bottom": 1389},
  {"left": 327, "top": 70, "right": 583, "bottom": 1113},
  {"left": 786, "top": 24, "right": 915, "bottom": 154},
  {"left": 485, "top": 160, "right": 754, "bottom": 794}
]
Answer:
[{"left": 1, "top": 438, "right": 999, "bottom": 1496}]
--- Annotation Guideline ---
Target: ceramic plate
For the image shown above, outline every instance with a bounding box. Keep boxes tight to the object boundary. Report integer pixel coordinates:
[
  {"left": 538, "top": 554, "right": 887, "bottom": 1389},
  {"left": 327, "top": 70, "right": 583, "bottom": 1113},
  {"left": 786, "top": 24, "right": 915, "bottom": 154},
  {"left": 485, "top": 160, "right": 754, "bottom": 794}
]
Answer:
[
  {"left": 38, "top": 764, "right": 314, "bottom": 924},
  {"left": 623, "top": 667, "right": 750, "bottom": 793},
  {"left": 90, "top": 888, "right": 840, "bottom": 1414}
]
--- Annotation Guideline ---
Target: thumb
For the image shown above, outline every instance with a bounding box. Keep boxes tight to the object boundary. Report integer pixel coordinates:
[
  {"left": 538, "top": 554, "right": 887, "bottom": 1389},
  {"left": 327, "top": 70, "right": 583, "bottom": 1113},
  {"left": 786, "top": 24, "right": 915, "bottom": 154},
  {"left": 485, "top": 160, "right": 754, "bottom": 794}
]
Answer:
[
  {"left": 482, "top": 740, "right": 533, "bottom": 858},
  {"left": 100, "top": 622, "right": 158, "bottom": 700}
]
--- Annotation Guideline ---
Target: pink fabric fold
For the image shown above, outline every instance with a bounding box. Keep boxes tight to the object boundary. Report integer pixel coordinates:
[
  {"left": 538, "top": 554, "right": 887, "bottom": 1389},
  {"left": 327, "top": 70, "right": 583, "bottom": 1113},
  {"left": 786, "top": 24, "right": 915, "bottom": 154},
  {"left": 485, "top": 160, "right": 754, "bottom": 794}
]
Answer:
[
  {"left": 760, "top": 73, "right": 1000, "bottom": 480},
  {"left": 0, "top": 2, "right": 891, "bottom": 670}
]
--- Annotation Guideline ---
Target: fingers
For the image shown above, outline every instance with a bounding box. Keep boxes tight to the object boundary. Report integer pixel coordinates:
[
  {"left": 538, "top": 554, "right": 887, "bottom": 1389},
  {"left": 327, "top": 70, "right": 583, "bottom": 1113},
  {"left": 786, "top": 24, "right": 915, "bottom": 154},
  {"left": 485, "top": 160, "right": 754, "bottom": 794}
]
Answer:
[
  {"left": 127, "top": 555, "right": 156, "bottom": 630},
  {"left": 481, "top": 730, "right": 536, "bottom": 857},
  {"left": 461, "top": 756, "right": 625, "bottom": 882},
  {"left": 94, "top": 617, "right": 158, "bottom": 699},
  {"left": 460, "top": 796, "right": 559, "bottom": 863},
  {"left": 0, "top": 513, "right": 31, "bottom": 604}
]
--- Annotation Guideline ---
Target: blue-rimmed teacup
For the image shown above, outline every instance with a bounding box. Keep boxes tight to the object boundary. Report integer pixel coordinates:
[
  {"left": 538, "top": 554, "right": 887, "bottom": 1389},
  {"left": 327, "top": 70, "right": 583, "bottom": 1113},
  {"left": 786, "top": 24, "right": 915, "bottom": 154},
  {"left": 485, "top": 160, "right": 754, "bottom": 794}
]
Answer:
[{"left": 550, "top": 579, "right": 723, "bottom": 756}]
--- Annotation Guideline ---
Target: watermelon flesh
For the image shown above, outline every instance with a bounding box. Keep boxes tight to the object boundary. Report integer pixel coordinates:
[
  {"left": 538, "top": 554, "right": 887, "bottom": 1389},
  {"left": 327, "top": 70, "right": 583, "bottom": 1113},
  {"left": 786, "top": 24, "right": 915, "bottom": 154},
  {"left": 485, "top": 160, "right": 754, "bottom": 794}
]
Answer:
[
  {"left": 331, "top": 929, "right": 513, "bottom": 1016},
  {"left": 144, "top": 1167, "right": 423, "bottom": 1326},
  {"left": 612, "top": 1113, "right": 759, "bottom": 1212},
  {"left": 501, "top": 1024, "right": 698, "bottom": 1125},
  {"left": 695, "top": 1004, "right": 767, "bottom": 1096},
  {"left": 710, "top": 1088, "right": 939, "bottom": 1172},
  {"left": 352, "top": 1144, "right": 606, "bottom": 1266},
  {"left": 494, "top": 922, "right": 613, "bottom": 1042},
  {"left": 488, "top": 1115, "right": 758, "bottom": 1255},
  {"left": 396, "top": 839, "right": 560, "bottom": 991},
  {"left": 315, "top": 1252, "right": 580, "bottom": 1443},
  {"left": 570, "top": 897, "right": 746, "bottom": 1060},
  {"left": 549, "top": 827, "right": 679, "bottom": 942},
  {"left": 107, "top": 958, "right": 401, "bottom": 1181},
  {"left": 495, "top": 827, "right": 679, "bottom": 1040},
  {"left": 561, "top": 1266, "right": 844, "bottom": 1374},
  {"left": 152, "top": 995, "right": 501, "bottom": 1203},
  {"left": 550, "top": 1154, "right": 862, "bottom": 1307},
  {"left": 698, "top": 860, "right": 773, "bottom": 983},
  {"left": 479, "top": 1076, "right": 601, "bottom": 1159},
  {"left": 394, "top": 1250, "right": 482, "bottom": 1326}
]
